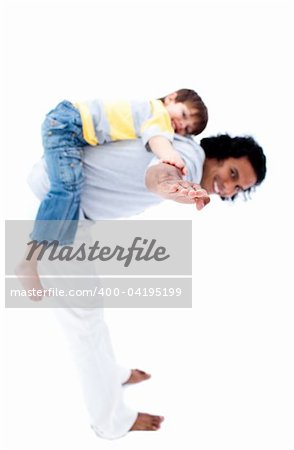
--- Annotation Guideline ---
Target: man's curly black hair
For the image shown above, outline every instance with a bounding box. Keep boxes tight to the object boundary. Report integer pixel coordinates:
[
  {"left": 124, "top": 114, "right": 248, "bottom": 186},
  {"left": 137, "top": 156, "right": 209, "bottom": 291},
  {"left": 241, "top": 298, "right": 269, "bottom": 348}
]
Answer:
[{"left": 200, "top": 134, "right": 267, "bottom": 200}]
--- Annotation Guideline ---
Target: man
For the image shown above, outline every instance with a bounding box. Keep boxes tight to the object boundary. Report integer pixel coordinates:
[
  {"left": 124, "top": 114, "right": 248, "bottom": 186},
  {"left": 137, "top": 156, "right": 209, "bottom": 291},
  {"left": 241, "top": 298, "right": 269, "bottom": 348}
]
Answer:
[{"left": 27, "top": 133, "right": 266, "bottom": 439}]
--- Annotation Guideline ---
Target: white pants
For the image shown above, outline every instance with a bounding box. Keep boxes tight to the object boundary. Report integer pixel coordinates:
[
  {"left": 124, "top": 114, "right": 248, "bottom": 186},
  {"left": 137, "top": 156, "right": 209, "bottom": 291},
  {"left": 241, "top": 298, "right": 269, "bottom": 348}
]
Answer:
[{"left": 39, "top": 221, "right": 137, "bottom": 439}]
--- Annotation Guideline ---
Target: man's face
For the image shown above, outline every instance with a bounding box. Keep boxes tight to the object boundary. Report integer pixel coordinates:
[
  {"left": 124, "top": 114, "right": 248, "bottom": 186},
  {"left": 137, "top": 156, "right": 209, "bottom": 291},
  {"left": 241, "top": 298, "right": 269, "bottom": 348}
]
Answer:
[
  {"left": 201, "top": 157, "right": 257, "bottom": 198},
  {"left": 164, "top": 94, "right": 198, "bottom": 135}
]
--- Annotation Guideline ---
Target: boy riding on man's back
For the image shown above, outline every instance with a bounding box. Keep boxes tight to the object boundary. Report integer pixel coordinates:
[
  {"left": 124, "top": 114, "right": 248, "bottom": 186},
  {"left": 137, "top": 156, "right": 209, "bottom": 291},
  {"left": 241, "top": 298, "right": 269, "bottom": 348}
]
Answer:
[{"left": 17, "top": 88, "right": 208, "bottom": 296}]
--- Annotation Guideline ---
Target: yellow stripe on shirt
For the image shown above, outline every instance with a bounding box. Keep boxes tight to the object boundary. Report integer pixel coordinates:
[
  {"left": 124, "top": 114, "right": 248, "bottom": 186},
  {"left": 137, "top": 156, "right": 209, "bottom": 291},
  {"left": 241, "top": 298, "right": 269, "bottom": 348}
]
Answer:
[
  {"left": 141, "top": 99, "right": 174, "bottom": 134},
  {"left": 75, "top": 102, "right": 99, "bottom": 145},
  {"left": 104, "top": 101, "right": 137, "bottom": 141}
]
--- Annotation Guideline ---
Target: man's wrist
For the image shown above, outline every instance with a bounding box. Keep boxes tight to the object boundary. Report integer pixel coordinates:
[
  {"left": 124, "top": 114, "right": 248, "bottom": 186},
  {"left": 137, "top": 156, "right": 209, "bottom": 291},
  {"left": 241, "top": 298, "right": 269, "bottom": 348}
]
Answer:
[{"left": 145, "top": 162, "right": 182, "bottom": 196}]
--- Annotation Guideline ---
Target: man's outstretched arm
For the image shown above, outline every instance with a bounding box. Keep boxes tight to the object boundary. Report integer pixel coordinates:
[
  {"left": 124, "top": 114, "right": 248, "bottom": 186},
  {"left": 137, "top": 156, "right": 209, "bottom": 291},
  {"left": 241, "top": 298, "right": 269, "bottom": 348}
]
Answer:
[{"left": 145, "top": 162, "right": 210, "bottom": 211}]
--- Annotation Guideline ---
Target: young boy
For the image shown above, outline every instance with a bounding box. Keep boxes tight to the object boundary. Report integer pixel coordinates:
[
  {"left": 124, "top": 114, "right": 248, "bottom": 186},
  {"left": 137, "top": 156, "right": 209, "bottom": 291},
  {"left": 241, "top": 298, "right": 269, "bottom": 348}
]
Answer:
[
  {"left": 75, "top": 88, "right": 208, "bottom": 174},
  {"left": 17, "top": 89, "right": 208, "bottom": 296}
]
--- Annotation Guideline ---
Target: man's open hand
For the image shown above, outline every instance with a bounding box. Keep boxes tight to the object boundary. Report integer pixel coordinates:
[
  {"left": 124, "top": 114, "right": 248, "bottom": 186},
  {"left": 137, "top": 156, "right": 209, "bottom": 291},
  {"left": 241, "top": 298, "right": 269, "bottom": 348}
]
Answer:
[{"left": 158, "top": 179, "right": 210, "bottom": 210}]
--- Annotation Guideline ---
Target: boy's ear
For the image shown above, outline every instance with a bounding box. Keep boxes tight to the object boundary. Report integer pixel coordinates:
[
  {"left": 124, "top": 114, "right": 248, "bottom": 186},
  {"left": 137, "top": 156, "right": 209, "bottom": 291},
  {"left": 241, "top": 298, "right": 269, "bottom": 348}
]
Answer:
[{"left": 163, "top": 92, "right": 178, "bottom": 105}]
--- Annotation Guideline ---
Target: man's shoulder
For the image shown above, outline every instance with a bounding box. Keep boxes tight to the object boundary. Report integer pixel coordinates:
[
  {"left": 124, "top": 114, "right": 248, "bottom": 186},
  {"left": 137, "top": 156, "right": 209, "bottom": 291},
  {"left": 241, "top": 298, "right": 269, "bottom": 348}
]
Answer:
[
  {"left": 173, "top": 135, "right": 205, "bottom": 183},
  {"left": 174, "top": 134, "right": 205, "bottom": 158}
]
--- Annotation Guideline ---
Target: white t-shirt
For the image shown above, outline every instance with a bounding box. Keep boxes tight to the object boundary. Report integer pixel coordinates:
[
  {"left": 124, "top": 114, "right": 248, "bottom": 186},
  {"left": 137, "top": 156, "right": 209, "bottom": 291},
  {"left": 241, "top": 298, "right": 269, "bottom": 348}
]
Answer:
[{"left": 28, "top": 134, "right": 205, "bottom": 220}]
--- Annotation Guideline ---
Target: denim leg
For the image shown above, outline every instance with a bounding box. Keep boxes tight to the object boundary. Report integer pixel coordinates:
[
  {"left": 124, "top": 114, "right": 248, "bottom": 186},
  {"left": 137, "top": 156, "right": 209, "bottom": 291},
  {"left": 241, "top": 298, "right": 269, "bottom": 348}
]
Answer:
[
  {"left": 31, "top": 147, "right": 84, "bottom": 244},
  {"left": 31, "top": 101, "right": 87, "bottom": 245}
]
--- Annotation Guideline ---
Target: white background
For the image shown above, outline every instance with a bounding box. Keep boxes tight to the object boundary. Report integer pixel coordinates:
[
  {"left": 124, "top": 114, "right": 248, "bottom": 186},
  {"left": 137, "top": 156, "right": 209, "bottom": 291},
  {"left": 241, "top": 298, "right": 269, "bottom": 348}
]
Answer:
[{"left": 1, "top": 1, "right": 293, "bottom": 449}]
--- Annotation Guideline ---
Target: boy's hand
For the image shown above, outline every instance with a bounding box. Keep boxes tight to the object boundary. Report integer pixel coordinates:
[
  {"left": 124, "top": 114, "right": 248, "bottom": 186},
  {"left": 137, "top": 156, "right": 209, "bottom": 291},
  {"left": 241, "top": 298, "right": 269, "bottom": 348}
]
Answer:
[
  {"left": 161, "top": 158, "right": 188, "bottom": 176},
  {"left": 147, "top": 136, "right": 188, "bottom": 175}
]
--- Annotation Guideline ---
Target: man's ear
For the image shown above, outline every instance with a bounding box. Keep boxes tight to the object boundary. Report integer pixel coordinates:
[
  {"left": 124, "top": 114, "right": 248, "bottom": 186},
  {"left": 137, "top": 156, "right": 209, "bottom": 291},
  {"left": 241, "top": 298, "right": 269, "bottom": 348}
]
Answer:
[{"left": 163, "top": 92, "right": 178, "bottom": 105}]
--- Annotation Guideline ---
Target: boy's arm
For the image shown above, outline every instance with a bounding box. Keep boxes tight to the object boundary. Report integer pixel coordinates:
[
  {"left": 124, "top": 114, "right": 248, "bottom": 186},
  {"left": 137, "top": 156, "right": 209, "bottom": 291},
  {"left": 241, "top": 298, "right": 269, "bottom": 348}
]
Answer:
[
  {"left": 147, "top": 136, "right": 187, "bottom": 175},
  {"left": 145, "top": 161, "right": 210, "bottom": 211},
  {"left": 141, "top": 100, "right": 186, "bottom": 174}
]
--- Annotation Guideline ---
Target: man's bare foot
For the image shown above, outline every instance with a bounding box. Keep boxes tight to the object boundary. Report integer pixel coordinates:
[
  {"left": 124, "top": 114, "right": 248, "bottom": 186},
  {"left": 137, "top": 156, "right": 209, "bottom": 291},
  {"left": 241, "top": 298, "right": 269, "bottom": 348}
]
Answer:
[
  {"left": 130, "top": 413, "right": 164, "bottom": 431},
  {"left": 123, "top": 369, "right": 151, "bottom": 385},
  {"left": 15, "top": 261, "right": 45, "bottom": 301}
]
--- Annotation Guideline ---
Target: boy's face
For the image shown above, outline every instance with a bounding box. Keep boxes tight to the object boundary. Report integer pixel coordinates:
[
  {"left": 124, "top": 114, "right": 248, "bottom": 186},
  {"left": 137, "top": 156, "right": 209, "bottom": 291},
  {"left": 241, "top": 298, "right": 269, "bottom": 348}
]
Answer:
[{"left": 164, "top": 93, "right": 199, "bottom": 135}]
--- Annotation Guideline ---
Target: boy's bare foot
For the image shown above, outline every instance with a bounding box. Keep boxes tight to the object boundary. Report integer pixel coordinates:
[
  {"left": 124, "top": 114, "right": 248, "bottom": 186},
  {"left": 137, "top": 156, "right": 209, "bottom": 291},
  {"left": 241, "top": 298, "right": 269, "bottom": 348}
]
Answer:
[
  {"left": 123, "top": 369, "right": 151, "bottom": 385},
  {"left": 15, "top": 261, "right": 45, "bottom": 301},
  {"left": 130, "top": 413, "right": 164, "bottom": 431}
]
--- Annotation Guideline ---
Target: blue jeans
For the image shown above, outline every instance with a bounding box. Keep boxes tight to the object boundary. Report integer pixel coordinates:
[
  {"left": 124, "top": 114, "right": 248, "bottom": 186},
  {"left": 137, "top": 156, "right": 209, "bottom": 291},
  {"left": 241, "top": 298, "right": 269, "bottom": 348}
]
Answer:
[{"left": 30, "top": 100, "right": 88, "bottom": 245}]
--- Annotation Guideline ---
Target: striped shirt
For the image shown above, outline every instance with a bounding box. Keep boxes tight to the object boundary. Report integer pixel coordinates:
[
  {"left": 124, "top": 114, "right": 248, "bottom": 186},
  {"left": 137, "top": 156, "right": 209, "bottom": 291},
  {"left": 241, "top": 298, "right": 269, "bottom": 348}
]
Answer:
[{"left": 75, "top": 99, "right": 174, "bottom": 147}]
